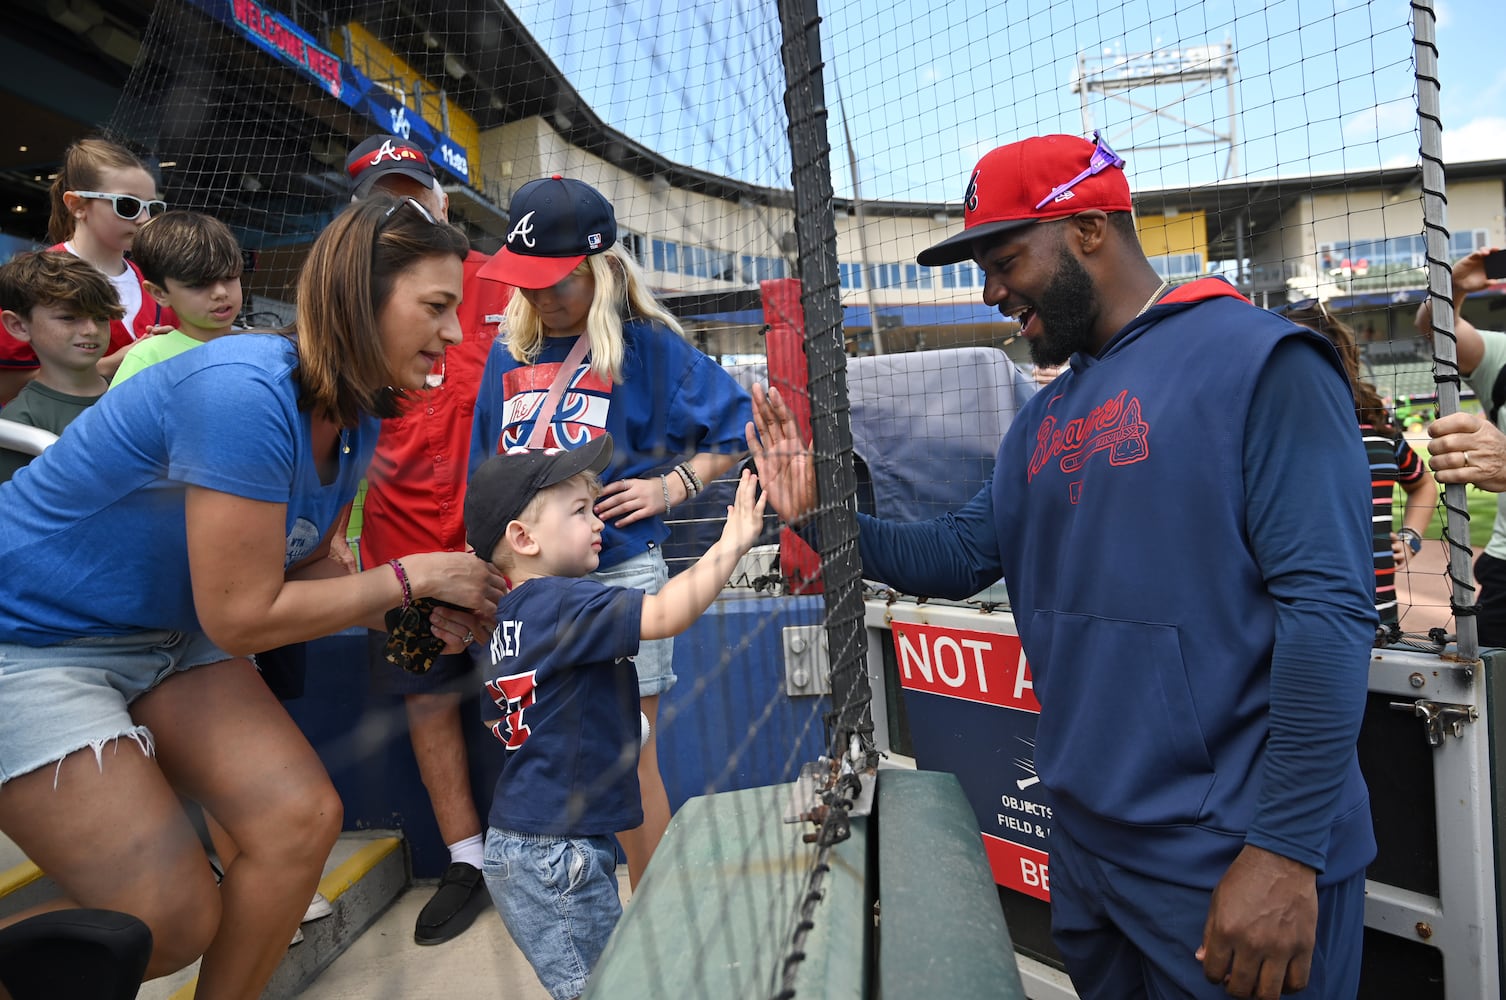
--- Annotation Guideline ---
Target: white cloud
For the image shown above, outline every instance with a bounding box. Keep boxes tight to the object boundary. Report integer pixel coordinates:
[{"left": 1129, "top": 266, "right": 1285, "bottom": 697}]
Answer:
[
  {"left": 1444, "top": 117, "right": 1506, "bottom": 163},
  {"left": 1342, "top": 99, "right": 1417, "bottom": 141}
]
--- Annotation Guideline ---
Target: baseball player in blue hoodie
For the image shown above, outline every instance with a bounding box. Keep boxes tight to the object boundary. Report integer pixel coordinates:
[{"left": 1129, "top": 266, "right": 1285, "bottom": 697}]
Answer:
[{"left": 749, "top": 133, "right": 1375, "bottom": 1000}]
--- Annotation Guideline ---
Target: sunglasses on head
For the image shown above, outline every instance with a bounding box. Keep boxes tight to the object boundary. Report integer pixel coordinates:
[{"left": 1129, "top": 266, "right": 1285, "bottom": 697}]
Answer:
[
  {"left": 70, "top": 191, "right": 167, "bottom": 221},
  {"left": 382, "top": 196, "right": 439, "bottom": 226},
  {"left": 1034, "top": 130, "right": 1126, "bottom": 212},
  {"left": 1278, "top": 297, "right": 1332, "bottom": 324}
]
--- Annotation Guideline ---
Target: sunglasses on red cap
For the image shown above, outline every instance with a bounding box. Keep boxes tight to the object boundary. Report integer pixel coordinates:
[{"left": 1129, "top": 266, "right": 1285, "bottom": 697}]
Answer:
[{"left": 1033, "top": 131, "right": 1125, "bottom": 211}]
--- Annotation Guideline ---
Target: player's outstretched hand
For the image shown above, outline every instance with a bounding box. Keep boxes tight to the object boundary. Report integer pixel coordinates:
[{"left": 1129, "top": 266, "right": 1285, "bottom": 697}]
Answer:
[
  {"left": 720, "top": 468, "right": 767, "bottom": 554},
  {"left": 746, "top": 384, "right": 816, "bottom": 526}
]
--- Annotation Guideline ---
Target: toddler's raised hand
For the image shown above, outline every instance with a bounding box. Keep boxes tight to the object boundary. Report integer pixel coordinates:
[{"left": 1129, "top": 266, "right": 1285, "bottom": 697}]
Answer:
[{"left": 721, "top": 469, "right": 767, "bottom": 554}]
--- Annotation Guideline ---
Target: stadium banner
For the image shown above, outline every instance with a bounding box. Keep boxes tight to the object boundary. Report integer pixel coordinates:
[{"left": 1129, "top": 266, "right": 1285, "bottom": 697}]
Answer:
[
  {"left": 186, "top": 0, "right": 471, "bottom": 185},
  {"left": 891, "top": 620, "right": 1052, "bottom": 901}
]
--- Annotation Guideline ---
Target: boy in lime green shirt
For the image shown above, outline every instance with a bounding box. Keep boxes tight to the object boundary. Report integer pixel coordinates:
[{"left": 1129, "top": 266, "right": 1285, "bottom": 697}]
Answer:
[{"left": 111, "top": 210, "right": 244, "bottom": 385}]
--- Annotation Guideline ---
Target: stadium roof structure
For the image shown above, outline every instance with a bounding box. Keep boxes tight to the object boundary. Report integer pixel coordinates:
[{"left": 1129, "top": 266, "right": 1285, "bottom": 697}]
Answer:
[{"left": 0, "top": 0, "right": 1502, "bottom": 289}]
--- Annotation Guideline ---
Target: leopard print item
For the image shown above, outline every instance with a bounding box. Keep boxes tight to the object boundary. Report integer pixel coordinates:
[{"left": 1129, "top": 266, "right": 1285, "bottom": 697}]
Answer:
[{"left": 383, "top": 599, "right": 448, "bottom": 675}]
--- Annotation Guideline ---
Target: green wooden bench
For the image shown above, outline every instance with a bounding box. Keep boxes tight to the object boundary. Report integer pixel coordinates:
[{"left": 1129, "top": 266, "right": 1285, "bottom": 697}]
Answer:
[{"left": 586, "top": 768, "right": 1024, "bottom": 998}]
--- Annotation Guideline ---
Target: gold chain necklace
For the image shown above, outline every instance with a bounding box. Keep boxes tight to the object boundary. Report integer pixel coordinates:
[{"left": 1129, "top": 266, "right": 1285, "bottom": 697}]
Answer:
[{"left": 1133, "top": 279, "right": 1170, "bottom": 320}]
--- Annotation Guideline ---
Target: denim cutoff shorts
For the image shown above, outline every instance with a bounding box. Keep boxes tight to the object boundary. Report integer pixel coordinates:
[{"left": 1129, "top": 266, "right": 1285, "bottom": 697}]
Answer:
[
  {"left": 0, "top": 629, "right": 233, "bottom": 784},
  {"left": 482, "top": 827, "right": 622, "bottom": 1000},
  {"left": 590, "top": 547, "right": 674, "bottom": 697}
]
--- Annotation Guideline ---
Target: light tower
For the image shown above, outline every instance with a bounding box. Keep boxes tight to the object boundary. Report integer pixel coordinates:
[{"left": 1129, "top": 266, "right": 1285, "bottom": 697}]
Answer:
[{"left": 1071, "top": 38, "right": 1239, "bottom": 179}]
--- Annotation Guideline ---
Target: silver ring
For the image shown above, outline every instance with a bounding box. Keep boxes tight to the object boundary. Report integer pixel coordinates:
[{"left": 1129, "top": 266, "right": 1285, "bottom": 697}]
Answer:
[
  {"left": 1464, "top": 452, "right": 1472, "bottom": 467},
  {"left": 462, "top": 631, "right": 475, "bottom": 645}
]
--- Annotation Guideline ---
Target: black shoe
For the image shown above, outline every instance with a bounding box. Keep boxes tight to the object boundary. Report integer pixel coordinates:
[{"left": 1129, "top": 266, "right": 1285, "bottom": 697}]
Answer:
[{"left": 414, "top": 862, "right": 488, "bottom": 946}]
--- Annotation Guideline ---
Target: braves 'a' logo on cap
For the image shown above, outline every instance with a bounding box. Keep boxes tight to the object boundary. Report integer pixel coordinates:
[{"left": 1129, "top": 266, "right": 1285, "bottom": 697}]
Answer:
[
  {"left": 349, "top": 139, "right": 428, "bottom": 179},
  {"left": 964, "top": 168, "right": 982, "bottom": 214},
  {"left": 369, "top": 139, "right": 423, "bottom": 167},
  {"left": 508, "top": 211, "right": 537, "bottom": 248}
]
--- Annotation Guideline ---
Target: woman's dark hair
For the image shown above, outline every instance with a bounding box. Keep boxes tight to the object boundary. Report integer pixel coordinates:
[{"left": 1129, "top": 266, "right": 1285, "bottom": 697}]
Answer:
[
  {"left": 1287, "top": 302, "right": 1394, "bottom": 432},
  {"left": 48, "top": 138, "right": 151, "bottom": 244},
  {"left": 293, "top": 196, "right": 469, "bottom": 425}
]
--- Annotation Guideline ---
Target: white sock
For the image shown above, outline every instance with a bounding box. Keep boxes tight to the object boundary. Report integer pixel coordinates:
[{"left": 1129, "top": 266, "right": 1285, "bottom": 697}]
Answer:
[{"left": 449, "top": 833, "right": 484, "bottom": 870}]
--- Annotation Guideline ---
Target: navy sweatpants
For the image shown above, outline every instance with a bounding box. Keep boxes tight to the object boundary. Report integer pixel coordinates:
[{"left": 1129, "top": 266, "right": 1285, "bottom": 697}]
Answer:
[{"left": 1048, "top": 829, "right": 1365, "bottom": 999}]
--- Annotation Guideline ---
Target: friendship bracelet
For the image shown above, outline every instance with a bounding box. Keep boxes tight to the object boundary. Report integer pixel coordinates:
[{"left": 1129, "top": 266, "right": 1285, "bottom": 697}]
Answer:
[
  {"left": 388, "top": 558, "right": 413, "bottom": 611},
  {"left": 660, "top": 474, "right": 673, "bottom": 515},
  {"left": 677, "top": 461, "right": 703, "bottom": 495},
  {"left": 674, "top": 464, "right": 699, "bottom": 498}
]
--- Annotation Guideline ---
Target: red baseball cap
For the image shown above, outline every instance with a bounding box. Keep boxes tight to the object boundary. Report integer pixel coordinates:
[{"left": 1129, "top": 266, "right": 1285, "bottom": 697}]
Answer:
[
  {"left": 917, "top": 133, "right": 1134, "bottom": 267},
  {"left": 477, "top": 176, "right": 618, "bottom": 289}
]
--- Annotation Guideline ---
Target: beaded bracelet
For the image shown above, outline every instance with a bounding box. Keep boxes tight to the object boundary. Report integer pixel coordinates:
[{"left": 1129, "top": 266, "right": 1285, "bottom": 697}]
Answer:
[
  {"left": 674, "top": 464, "right": 699, "bottom": 498},
  {"left": 388, "top": 558, "right": 413, "bottom": 611},
  {"left": 676, "top": 461, "right": 703, "bottom": 496}
]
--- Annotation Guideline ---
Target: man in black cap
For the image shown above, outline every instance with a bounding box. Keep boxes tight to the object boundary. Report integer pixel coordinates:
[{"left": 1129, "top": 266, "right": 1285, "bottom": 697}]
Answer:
[{"left": 345, "top": 133, "right": 512, "bottom": 945}]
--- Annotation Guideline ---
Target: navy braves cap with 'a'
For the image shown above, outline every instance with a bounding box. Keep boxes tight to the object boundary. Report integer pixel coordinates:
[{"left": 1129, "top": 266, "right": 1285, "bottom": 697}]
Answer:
[
  {"left": 476, "top": 175, "right": 617, "bottom": 289},
  {"left": 345, "top": 135, "right": 438, "bottom": 199},
  {"left": 917, "top": 133, "right": 1134, "bottom": 267},
  {"left": 465, "top": 433, "right": 615, "bottom": 563}
]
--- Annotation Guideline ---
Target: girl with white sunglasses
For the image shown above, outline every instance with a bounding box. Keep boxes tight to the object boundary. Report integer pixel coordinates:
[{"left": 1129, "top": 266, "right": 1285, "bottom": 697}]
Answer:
[{"left": 0, "top": 137, "right": 177, "bottom": 402}]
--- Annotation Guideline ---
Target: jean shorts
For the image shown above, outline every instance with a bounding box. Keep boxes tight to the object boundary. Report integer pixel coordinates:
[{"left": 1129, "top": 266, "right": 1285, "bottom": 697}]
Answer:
[
  {"left": 591, "top": 548, "right": 674, "bottom": 697},
  {"left": 482, "top": 827, "right": 622, "bottom": 1000},
  {"left": 0, "top": 630, "right": 233, "bottom": 784}
]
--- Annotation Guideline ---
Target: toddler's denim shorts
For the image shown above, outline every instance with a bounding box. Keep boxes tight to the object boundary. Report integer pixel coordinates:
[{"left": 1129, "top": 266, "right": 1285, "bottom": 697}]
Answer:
[
  {"left": 591, "top": 547, "right": 674, "bottom": 697},
  {"left": 0, "top": 629, "right": 232, "bottom": 784},
  {"left": 482, "top": 827, "right": 622, "bottom": 1000}
]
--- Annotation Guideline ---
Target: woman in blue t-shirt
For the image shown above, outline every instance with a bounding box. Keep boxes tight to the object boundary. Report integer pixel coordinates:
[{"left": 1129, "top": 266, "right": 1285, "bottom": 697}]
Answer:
[
  {"left": 0, "top": 197, "right": 505, "bottom": 994},
  {"left": 471, "top": 176, "right": 752, "bottom": 888}
]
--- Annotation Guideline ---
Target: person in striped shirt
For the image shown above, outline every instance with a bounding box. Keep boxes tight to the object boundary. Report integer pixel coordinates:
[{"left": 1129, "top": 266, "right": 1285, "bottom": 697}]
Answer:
[{"left": 1283, "top": 299, "right": 1437, "bottom": 632}]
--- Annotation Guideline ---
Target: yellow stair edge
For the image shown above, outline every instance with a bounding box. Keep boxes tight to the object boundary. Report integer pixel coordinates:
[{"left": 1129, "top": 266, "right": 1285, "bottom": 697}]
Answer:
[
  {"left": 315, "top": 835, "right": 403, "bottom": 905},
  {"left": 0, "top": 860, "right": 44, "bottom": 899},
  {"left": 166, "top": 835, "right": 403, "bottom": 1000}
]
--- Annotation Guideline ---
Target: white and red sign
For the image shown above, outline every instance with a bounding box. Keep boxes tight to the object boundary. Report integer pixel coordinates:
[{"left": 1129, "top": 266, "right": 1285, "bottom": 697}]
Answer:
[{"left": 891, "top": 619, "right": 1052, "bottom": 900}]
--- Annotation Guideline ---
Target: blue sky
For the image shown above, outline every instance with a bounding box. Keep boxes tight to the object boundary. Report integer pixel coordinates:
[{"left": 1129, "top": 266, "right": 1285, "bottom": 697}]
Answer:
[{"left": 513, "top": 0, "right": 1504, "bottom": 206}]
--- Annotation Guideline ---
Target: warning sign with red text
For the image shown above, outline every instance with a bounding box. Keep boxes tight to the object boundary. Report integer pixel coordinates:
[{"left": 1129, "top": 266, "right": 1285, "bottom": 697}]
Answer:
[
  {"left": 892, "top": 620, "right": 1052, "bottom": 900},
  {"left": 891, "top": 621, "right": 1040, "bottom": 712}
]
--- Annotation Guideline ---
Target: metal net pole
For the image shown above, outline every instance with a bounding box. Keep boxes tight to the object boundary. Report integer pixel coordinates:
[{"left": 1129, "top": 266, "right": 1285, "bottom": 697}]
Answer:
[
  {"left": 1412, "top": 0, "right": 1477, "bottom": 662},
  {"left": 777, "top": 0, "right": 875, "bottom": 757}
]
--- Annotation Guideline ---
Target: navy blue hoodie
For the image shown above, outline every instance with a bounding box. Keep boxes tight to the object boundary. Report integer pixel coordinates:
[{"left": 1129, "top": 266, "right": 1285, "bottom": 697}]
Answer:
[{"left": 854, "top": 278, "right": 1376, "bottom": 890}]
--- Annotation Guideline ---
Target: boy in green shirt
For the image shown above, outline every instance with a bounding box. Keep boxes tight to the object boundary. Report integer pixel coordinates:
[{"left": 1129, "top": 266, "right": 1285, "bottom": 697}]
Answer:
[{"left": 111, "top": 210, "right": 244, "bottom": 385}]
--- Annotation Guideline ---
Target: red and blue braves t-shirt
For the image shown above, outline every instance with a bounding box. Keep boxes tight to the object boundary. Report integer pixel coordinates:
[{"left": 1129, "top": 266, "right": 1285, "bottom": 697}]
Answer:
[{"left": 469, "top": 318, "right": 752, "bottom": 569}]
